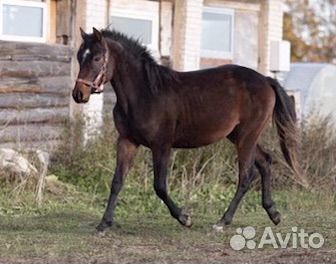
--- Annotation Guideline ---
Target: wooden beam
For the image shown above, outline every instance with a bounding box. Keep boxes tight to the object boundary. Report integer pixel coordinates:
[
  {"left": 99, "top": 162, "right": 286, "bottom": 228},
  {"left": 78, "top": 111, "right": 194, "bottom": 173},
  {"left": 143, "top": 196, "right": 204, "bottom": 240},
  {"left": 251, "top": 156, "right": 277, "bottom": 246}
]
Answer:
[
  {"left": 0, "top": 124, "right": 65, "bottom": 143},
  {"left": 0, "top": 93, "right": 69, "bottom": 109},
  {"left": 0, "top": 42, "right": 71, "bottom": 62},
  {"left": 0, "top": 107, "right": 69, "bottom": 126},
  {"left": 0, "top": 76, "right": 72, "bottom": 95},
  {"left": 0, "top": 61, "right": 71, "bottom": 78},
  {"left": 48, "top": 0, "right": 57, "bottom": 43},
  {"left": 0, "top": 140, "right": 63, "bottom": 153},
  {"left": 204, "top": 0, "right": 261, "bottom": 11}
]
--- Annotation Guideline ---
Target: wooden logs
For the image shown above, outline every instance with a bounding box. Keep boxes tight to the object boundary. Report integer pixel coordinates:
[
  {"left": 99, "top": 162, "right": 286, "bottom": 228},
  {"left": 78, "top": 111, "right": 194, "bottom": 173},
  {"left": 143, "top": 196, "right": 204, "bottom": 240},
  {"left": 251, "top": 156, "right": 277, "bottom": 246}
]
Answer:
[{"left": 0, "top": 40, "right": 72, "bottom": 150}]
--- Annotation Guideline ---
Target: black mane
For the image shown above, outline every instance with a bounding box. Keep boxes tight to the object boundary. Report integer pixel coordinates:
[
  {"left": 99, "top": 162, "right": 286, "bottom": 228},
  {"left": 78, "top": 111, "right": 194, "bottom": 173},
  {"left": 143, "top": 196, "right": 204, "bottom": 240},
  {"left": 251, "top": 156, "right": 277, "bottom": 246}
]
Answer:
[{"left": 101, "top": 29, "right": 179, "bottom": 94}]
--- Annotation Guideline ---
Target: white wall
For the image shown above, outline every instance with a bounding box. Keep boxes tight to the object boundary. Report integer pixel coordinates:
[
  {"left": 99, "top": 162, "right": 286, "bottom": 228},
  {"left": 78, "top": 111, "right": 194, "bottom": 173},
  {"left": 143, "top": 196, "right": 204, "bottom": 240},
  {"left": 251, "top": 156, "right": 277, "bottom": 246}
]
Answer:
[
  {"left": 172, "top": 0, "right": 203, "bottom": 71},
  {"left": 83, "top": 0, "right": 107, "bottom": 141},
  {"left": 259, "top": 0, "right": 284, "bottom": 75}
]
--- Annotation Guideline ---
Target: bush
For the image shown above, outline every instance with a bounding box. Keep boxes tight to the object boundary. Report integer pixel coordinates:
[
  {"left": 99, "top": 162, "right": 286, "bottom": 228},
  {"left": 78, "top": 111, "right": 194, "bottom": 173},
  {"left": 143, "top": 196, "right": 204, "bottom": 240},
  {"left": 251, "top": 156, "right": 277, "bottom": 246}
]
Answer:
[{"left": 301, "top": 115, "right": 336, "bottom": 189}]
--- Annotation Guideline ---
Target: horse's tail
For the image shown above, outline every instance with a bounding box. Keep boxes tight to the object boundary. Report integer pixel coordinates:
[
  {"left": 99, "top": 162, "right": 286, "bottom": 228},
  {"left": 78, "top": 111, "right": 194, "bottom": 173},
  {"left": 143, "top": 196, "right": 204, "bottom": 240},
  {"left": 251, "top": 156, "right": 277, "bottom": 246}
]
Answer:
[{"left": 267, "top": 77, "right": 308, "bottom": 188}]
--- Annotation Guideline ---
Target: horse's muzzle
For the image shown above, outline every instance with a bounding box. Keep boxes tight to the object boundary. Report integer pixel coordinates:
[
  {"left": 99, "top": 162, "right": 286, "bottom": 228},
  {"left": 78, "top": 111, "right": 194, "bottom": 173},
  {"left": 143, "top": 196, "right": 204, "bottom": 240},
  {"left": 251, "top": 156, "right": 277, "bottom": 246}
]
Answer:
[{"left": 72, "top": 87, "right": 89, "bottom": 103}]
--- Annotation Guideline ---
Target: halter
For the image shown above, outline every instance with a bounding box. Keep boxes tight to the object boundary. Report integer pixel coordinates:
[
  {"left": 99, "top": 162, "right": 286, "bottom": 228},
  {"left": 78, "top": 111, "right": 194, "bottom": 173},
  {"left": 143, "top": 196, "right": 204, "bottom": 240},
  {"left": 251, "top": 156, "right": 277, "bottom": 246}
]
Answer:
[{"left": 76, "top": 41, "right": 109, "bottom": 93}]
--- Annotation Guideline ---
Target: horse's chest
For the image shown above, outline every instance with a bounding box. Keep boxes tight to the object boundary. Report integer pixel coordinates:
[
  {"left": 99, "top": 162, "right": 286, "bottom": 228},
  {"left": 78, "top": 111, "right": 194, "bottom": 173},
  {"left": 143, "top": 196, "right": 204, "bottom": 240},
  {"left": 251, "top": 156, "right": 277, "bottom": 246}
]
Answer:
[{"left": 125, "top": 115, "right": 164, "bottom": 146}]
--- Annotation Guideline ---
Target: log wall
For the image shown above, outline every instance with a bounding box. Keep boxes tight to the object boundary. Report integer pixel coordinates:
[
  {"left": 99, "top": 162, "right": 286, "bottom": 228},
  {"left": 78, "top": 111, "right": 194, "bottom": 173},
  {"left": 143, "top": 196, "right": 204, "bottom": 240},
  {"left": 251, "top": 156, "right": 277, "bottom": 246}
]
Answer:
[{"left": 0, "top": 41, "right": 72, "bottom": 151}]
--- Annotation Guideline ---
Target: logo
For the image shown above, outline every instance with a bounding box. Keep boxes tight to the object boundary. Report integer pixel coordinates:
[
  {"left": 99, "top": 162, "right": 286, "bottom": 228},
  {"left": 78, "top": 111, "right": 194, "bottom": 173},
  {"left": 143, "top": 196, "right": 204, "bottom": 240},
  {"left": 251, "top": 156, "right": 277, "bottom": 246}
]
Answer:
[{"left": 230, "top": 226, "right": 324, "bottom": 250}]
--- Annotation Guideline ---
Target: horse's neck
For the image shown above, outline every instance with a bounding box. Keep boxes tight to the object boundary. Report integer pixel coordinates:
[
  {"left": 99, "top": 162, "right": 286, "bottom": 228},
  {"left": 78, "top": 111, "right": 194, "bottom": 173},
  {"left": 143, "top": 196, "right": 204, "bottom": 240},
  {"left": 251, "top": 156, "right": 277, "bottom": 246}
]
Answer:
[{"left": 111, "top": 61, "right": 147, "bottom": 113}]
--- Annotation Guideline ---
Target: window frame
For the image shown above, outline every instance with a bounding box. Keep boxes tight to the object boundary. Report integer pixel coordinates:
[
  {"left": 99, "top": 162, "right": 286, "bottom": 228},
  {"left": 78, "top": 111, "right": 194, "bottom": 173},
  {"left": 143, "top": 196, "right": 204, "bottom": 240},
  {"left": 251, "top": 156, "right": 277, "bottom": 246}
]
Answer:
[
  {"left": 0, "top": 0, "right": 47, "bottom": 43},
  {"left": 201, "top": 6, "right": 235, "bottom": 59},
  {"left": 109, "top": 8, "right": 159, "bottom": 52}
]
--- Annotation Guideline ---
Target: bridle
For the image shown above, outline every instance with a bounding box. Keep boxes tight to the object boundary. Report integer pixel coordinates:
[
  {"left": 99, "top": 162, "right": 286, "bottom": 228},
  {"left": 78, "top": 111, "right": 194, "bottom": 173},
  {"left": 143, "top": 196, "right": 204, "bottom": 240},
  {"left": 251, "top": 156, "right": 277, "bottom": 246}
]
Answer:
[{"left": 76, "top": 41, "right": 109, "bottom": 93}]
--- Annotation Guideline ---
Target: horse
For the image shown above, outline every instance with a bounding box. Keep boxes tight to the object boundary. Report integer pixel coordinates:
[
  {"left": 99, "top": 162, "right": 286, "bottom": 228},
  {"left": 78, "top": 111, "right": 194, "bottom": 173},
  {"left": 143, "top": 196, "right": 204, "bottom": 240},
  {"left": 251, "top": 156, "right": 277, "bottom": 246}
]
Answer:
[{"left": 72, "top": 27, "right": 304, "bottom": 233}]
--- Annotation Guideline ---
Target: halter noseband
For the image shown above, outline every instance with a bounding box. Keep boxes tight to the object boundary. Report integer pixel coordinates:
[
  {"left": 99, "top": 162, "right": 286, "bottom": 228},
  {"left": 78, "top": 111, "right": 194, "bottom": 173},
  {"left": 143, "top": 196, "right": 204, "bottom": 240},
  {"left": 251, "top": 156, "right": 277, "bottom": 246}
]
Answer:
[{"left": 76, "top": 41, "right": 109, "bottom": 93}]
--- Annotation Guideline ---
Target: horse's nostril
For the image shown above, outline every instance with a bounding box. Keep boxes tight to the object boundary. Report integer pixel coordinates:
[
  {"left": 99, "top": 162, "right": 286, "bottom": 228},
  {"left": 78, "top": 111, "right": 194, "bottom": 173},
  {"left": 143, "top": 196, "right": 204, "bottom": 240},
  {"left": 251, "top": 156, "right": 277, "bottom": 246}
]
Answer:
[
  {"left": 77, "top": 90, "right": 83, "bottom": 101},
  {"left": 72, "top": 89, "right": 84, "bottom": 103}
]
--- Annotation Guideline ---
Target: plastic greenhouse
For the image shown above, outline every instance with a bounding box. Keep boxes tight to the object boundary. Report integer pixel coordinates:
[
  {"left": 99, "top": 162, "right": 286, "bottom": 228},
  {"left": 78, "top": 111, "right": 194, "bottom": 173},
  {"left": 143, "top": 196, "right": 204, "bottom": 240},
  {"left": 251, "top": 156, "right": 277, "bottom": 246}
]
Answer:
[{"left": 284, "top": 63, "right": 336, "bottom": 122}]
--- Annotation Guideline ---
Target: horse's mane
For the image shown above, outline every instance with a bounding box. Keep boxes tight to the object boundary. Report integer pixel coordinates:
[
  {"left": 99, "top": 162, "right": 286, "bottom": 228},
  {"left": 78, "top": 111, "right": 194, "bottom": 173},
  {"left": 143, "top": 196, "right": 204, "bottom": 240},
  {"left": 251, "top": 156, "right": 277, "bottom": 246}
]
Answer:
[{"left": 101, "top": 29, "right": 179, "bottom": 94}]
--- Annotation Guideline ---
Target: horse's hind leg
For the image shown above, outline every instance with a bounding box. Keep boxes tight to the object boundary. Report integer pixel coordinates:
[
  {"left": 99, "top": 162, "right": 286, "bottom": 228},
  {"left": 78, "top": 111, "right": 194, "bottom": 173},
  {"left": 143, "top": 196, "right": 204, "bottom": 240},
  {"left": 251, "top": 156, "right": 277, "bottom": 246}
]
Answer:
[
  {"left": 255, "top": 144, "right": 281, "bottom": 225},
  {"left": 214, "top": 114, "right": 272, "bottom": 230},
  {"left": 213, "top": 138, "right": 258, "bottom": 231}
]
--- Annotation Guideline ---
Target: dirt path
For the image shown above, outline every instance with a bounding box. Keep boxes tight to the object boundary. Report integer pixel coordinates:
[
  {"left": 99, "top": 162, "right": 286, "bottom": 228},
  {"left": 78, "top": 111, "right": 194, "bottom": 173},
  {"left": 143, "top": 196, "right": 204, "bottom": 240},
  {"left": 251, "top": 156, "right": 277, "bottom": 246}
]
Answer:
[
  {"left": 2, "top": 248, "right": 335, "bottom": 264},
  {"left": 0, "top": 209, "right": 335, "bottom": 263}
]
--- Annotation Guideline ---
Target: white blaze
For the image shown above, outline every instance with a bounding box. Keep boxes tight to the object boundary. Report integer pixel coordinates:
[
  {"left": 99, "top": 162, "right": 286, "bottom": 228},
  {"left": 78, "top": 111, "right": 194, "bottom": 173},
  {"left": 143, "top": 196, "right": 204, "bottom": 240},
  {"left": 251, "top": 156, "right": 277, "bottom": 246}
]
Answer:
[{"left": 82, "top": 49, "right": 91, "bottom": 63}]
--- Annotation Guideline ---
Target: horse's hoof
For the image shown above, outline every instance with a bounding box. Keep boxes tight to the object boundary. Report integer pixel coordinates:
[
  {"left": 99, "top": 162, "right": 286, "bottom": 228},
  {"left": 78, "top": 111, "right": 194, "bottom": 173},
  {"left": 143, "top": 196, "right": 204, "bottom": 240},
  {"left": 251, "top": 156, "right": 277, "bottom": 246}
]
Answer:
[
  {"left": 271, "top": 211, "right": 281, "bottom": 225},
  {"left": 212, "top": 224, "right": 224, "bottom": 232},
  {"left": 213, "top": 217, "right": 231, "bottom": 232},
  {"left": 178, "top": 209, "right": 192, "bottom": 227},
  {"left": 96, "top": 229, "right": 107, "bottom": 237},
  {"left": 96, "top": 220, "right": 112, "bottom": 233}
]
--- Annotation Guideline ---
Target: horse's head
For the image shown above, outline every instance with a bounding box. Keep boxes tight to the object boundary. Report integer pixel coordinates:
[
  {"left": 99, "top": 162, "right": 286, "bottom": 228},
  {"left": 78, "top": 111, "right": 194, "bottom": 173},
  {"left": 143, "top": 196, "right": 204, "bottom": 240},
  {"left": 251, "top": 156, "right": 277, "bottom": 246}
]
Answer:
[{"left": 73, "top": 27, "right": 117, "bottom": 103}]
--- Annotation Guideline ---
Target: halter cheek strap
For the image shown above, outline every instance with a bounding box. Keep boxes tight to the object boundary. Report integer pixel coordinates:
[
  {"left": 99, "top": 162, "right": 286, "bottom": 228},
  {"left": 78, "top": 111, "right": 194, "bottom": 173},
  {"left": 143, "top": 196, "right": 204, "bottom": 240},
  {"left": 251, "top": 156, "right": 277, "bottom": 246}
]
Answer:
[{"left": 76, "top": 41, "right": 109, "bottom": 93}]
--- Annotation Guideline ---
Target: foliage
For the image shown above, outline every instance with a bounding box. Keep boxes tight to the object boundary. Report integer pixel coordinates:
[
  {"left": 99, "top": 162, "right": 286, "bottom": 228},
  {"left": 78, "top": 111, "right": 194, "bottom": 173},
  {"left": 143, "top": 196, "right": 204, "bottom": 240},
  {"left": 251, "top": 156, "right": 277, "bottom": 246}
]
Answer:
[
  {"left": 301, "top": 115, "right": 336, "bottom": 188},
  {"left": 284, "top": 0, "right": 336, "bottom": 63}
]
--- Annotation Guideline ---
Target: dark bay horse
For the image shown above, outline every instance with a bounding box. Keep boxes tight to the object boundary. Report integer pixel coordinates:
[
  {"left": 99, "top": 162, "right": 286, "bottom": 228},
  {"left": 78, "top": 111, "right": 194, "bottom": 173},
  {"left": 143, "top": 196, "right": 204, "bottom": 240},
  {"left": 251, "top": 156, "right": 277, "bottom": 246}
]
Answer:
[{"left": 73, "top": 28, "right": 304, "bottom": 232}]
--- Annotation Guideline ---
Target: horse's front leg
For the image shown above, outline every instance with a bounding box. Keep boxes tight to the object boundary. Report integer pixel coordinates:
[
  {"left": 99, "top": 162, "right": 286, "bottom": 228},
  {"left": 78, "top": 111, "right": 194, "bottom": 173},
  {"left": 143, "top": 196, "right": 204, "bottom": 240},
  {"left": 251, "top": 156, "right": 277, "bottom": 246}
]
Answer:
[
  {"left": 152, "top": 146, "right": 192, "bottom": 227},
  {"left": 97, "top": 137, "right": 138, "bottom": 232}
]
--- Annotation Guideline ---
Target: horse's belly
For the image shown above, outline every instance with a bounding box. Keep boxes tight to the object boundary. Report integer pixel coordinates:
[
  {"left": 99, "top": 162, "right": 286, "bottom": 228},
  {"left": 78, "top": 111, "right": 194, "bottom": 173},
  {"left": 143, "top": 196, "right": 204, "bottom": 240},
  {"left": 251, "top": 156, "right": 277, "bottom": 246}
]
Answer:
[{"left": 172, "top": 120, "right": 238, "bottom": 148}]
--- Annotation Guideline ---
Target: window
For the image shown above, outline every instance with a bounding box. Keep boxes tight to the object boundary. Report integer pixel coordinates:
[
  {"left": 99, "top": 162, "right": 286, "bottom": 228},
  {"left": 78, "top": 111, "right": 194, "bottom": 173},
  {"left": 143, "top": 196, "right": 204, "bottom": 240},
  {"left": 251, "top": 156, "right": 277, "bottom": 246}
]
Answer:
[
  {"left": 201, "top": 7, "right": 234, "bottom": 59},
  {"left": 110, "top": 16, "right": 153, "bottom": 46},
  {"left": 0, "top": 0, "right": 47, "bottom": 42},
  {"left": 109, "top": 4, "right": 159, "bottom": 51}
]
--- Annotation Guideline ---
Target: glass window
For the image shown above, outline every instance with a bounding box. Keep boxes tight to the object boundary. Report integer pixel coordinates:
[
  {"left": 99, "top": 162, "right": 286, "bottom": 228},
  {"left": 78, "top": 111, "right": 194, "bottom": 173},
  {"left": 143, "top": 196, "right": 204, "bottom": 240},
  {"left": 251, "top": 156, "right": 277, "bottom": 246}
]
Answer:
[
  {"left": 3, "top": 4, "right": 43, "bottom": 37},
  {"left": 201, "top": 7, "right": 234, "bottom": 58},
  {"left": 0, "top": 0, "right": 46, "bottom": 42},
  {"left": 110, "top": 16, "right": 152, "bottom": 45}
]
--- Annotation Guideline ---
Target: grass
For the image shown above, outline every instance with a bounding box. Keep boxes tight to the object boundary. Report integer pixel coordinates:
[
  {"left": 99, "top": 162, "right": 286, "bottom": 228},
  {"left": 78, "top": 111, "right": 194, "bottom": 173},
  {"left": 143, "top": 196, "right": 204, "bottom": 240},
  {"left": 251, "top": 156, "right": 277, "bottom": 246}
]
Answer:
[
  {"left": 0, "top": 185, "right": 335, "bottom": 263},
  {"left": 1, "top": 114, "right": 335, "bottom": 263},
  {"left": 50, "top": 113, "right": 336, "bottom": 197}
]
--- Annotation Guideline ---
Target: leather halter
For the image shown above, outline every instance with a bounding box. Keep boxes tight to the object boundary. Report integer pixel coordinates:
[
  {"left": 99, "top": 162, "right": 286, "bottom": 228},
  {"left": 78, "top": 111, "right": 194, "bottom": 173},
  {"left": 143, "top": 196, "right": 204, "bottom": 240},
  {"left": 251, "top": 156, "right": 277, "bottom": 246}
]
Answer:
[{"left": 76, "top": 41, "right": 109, "bottom": 93}]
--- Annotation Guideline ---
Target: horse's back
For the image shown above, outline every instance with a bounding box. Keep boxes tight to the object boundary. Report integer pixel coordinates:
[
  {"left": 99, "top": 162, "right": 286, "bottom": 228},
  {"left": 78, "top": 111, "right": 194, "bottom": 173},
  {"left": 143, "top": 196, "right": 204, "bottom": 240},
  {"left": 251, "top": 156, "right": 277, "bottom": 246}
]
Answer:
[
  {"left": 178, "top": 64, "right": 268, "bottom": 88},
  {"left": 171, "top": 64, "right": 275, "bottom": 148}
]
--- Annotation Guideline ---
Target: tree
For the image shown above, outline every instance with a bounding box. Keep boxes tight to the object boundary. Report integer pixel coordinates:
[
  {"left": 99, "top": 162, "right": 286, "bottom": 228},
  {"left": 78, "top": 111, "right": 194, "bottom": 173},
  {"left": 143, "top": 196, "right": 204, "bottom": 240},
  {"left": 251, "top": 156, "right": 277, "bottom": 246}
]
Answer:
[{"left": 284, "top": 0, "right": 336, "bottom": 63}]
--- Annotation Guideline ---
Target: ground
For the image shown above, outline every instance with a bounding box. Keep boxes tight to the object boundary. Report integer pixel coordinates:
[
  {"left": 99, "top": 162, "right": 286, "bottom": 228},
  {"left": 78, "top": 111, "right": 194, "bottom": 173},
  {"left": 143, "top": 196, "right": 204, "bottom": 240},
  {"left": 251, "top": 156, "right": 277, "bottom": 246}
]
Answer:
[{"left": 0, "top": 206, "right": 335, "bottom": 264}]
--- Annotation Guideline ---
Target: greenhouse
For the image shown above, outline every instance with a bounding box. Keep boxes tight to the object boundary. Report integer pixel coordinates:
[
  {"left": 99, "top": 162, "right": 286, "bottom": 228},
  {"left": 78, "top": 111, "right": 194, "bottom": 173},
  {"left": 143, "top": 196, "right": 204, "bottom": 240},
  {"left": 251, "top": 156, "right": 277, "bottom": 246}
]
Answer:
[{"left": 284, "top": 63, "right": 336, "bottom": 123}]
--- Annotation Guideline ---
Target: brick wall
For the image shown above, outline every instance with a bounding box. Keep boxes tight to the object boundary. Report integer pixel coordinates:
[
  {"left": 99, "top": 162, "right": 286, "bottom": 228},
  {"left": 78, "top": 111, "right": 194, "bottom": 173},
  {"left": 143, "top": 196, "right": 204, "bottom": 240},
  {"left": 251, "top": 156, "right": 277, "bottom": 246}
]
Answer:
[
  {"left": 171, "top": 0, "right": 283, "bottom": 73},
  {"left": 83, "top": 0, "right": 108, "bottom": 140},
  {"left": 259, "top": 0, "right": 284, "bottom": 75},
  {"left": 172, "top": 0, "right": 203, "bottom": 71},
  {"left": 200, "top": 58, "right": 232, "bottom": 68},
  {"left": 86, "top": 0, "right": 107, "bottom": 30}
]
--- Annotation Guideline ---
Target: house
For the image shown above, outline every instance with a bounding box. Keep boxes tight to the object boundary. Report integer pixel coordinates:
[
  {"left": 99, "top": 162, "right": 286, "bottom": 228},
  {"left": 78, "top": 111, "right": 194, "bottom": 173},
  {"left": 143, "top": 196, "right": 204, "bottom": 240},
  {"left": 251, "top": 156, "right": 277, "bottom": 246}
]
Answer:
[{"left": 0, "top": 0, "right": 285, "bottom": 150}]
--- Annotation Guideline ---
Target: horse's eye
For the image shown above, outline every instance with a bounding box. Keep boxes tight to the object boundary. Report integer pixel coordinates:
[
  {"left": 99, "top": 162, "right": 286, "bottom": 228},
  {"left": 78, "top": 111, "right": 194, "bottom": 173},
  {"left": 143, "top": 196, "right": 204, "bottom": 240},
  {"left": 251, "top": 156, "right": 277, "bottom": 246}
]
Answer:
[{"left": 94, "top": 56, "right": 102, "bottom": 62}]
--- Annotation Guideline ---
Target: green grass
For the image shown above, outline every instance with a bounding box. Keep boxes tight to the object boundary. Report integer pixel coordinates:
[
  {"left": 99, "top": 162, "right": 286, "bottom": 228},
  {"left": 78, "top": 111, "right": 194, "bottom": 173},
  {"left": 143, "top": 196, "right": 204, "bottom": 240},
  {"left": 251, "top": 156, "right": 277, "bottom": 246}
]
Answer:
[
  {"left": 0, "top": 186, "right": 335, "bottom": 263},
  {"left": 2, "top": 115, "right": 335, "bottom": 263}
]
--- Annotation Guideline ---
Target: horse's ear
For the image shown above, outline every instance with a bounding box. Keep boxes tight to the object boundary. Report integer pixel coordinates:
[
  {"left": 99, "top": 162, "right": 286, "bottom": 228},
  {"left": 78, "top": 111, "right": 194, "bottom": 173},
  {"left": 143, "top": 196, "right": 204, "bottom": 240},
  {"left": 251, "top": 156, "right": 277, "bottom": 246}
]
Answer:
[
  {"left": 80, "top": 27, "right": 87, "bottom": 39},
  {"left": 93, "top": 27, "right": 102, "bottom": 41}
]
